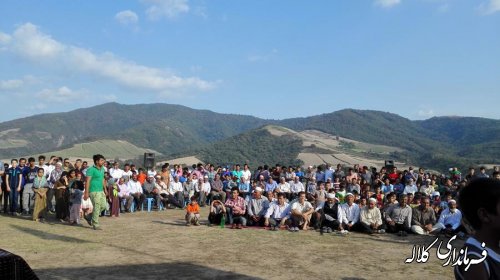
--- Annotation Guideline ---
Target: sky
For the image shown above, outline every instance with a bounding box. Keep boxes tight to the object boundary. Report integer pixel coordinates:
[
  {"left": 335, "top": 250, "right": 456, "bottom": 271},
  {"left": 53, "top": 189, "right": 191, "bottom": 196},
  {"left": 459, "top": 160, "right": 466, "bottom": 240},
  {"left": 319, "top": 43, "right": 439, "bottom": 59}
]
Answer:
[{"left": 0, "top": 0, "right": 499, "bottom": 122}]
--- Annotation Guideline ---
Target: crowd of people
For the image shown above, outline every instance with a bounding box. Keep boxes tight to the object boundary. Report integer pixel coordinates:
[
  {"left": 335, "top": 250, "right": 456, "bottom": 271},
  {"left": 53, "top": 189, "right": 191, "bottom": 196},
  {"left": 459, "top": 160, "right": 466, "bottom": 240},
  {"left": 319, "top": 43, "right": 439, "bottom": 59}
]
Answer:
[{"left": 0, "top": 155, "right": 499, "bottom": 237}]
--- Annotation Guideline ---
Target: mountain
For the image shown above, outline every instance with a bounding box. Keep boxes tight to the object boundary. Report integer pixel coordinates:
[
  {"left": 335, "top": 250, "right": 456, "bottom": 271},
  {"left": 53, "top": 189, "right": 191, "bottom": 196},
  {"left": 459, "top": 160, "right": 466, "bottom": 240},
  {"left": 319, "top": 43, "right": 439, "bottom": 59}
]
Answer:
[
  {"left": 0, "top": 102, "right": 270, "bottom": 158},
  {"left": 0, "top": 103, "right": 498, "bottom": 172},
  {"left": 169, "top": 125, "right": 408, "bottom": 168}
]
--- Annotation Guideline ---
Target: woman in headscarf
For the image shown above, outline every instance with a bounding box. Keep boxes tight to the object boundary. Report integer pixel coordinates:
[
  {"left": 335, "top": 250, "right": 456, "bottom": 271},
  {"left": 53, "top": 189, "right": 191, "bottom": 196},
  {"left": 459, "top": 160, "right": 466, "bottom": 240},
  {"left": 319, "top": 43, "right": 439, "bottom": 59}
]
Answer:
[
  {"left": 33, "top": 168, "right": 49, "bottom": 221},
  {"left": 54, "top": 171, "right": 72, "bottom": 222}
]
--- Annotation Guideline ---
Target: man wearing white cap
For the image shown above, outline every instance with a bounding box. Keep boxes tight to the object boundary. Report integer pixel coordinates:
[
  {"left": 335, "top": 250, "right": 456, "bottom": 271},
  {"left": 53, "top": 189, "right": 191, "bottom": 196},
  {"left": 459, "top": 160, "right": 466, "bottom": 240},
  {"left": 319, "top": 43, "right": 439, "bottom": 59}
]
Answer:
[
  {"left": 247, "top": 187, "right": 270, "bottom": 227},
  {"left": 339, "top": 192, "right": 361, "bottom": 233},
  {"left": 319, "top": 192, "right": 341, "bottom": 233},
  {"left": 435, "top": 199, "right": 463, "bottom": 237},
  {"left": 360, "top": 198, "right": 385, "bottom": 234}
]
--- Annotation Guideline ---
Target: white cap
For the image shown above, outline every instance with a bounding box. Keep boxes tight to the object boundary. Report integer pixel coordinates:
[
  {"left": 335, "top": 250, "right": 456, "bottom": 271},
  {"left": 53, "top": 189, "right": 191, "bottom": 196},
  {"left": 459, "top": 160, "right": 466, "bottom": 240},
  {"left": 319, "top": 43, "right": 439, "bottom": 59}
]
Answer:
[
  {"left": 368, "top": 197, "right": 377, "bottom": 203},
  {"left": 432, "top": 191, "right": 440, "bottom": 197},
  {"left": 255, "top": 187, "right": 263, "bottom": 193},
  {"left": 346, "top": 192, "right": 354, "bottom": 197},
  {"left": 326, "top": 193, "right": 336, "bottom": 199},
  {"left": 448, "top": 199, "right": 457, "bottom": 204}
]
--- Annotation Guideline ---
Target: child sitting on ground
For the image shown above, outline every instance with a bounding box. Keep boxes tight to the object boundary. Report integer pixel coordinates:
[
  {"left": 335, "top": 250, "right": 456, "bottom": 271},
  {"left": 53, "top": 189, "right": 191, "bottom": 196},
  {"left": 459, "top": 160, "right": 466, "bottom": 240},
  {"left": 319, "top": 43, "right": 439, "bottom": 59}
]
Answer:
[{"left": 185, "top": 196, "right": 200, "bottom": 226}]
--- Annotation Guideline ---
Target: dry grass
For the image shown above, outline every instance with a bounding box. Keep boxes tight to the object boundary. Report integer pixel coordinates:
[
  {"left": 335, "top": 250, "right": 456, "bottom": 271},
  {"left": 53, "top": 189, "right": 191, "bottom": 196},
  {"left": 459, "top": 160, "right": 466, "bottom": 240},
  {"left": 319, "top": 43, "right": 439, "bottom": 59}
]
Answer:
[{"left": 0, "top": 209, "right": 456, "bottom": 280}]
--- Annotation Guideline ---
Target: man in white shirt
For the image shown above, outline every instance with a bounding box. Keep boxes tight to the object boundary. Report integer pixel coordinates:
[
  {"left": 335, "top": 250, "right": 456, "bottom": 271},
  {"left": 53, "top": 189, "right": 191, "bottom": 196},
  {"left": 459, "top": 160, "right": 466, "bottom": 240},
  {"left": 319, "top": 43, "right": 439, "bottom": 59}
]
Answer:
[
  {"left": 403, "top": 178, "right": 418, "bottom": 195},
  {"left": 360, "top": 198, "right": 385, "bottom": 234},
  {"left": 117, "top": 178, "right": 133, "bottom": 212},
  {"left": 264, "top": 193, "right": 290, "bottom": 230},
  {"left": 290, "top": 191, "right": 314, "bottom": 232},
  {"left": 435, "top": 199, "right": 464, "bottom": 236},
  {"left": 199, "top": 176, "right": 211, "bottom": 207},
  {"left": 242, "top": 164, "right": 252, "bottom": 183},
  {"left": 290, "top": 176, "right": 304, "bottom": 200},
  {"left": 109, "top": 162, "right": 124, "bottom": 182},
  {"left": 128, "top": 174, "right": 145, "bottom": 211},
  {"left": 339, "top": 193, "right": 361, "bottom": 233},
  {"left": 169, "top": 175, "right": 185, "bottom": 208}
]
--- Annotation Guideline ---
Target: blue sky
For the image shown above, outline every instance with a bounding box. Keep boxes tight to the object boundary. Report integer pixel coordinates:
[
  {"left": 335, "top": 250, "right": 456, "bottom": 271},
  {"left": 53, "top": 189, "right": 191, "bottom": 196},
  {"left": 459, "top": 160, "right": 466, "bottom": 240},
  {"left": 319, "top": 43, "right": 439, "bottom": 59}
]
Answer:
[{"left": 0, "top": 0, "right": 499, "bottom": 122}]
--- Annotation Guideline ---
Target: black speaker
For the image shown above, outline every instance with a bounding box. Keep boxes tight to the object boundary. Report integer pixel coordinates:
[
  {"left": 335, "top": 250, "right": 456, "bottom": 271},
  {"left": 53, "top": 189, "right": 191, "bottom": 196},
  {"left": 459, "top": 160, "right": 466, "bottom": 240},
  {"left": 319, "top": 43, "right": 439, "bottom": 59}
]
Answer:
[{"left": 144, "top": 153, "right": 155, "bottom": 169}]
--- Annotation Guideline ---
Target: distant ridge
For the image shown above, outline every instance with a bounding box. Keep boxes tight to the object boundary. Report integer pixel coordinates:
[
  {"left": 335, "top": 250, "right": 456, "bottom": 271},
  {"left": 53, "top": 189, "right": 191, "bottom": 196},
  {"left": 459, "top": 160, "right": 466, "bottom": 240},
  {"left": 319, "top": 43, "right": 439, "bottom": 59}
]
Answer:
[{"left": 0, "top": 102, "right": 498, "bottom": 172}]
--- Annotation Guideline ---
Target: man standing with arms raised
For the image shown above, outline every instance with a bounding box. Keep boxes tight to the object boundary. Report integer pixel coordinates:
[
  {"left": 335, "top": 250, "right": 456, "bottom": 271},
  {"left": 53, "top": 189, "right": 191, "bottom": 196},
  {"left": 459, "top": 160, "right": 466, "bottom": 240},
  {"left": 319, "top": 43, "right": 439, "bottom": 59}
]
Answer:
[{"left": 84, "top": 154, "right": 108, "bottom": 230}]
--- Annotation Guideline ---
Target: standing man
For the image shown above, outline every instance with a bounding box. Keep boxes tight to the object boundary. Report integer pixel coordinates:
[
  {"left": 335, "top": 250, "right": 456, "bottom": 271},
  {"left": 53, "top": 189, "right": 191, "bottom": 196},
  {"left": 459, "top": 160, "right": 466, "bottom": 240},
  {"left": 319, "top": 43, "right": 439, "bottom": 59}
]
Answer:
[
  {"left": 22, "top": 157, "right": 39, "bottom": 216},
  {"left": 0, "top": 160, "right": 4, "bottom": 212},
  {"left": 84, "top": 154, "right": 108, "bottom": 230},
  {"left": 5, "top": 159, "right": 23, "bottom": 215}
]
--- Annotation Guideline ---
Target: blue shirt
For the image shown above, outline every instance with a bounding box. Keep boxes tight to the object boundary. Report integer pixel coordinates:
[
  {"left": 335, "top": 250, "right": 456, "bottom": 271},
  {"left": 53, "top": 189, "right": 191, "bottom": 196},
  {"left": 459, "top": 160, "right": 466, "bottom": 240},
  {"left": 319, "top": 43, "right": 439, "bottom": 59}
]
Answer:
[
  {"left": 23, "top": 166, "right": 39, "bottom": 185},
  {"left": 295, "top": 171, "right": 304, "bottom": 179},
  {"left": 7, "top": 167, "right": 22, "bottom": 189},
  {"left": 265, "top": 181, "right": 278, "bottom": 192},
  {"left": 381, "top": 183, "right": 394, "bottom": 194},
  {"left": 315, "top": 171, "right": 325, "bottom": 182},
  {"left": 324, "top": 169, "right": 334, "bottom": 182}
]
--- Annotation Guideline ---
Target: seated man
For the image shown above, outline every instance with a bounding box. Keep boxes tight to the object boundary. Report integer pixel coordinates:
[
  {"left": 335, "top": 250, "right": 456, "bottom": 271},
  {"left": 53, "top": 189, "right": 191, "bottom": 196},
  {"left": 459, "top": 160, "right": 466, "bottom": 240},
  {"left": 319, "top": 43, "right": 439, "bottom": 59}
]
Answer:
[
  {"left": 290, "top": 177, "right": 305, "bottom": 200},
  {"left": 320, "top": 193, "right": 341, "bottom": 233},
  {"left": 127, "top": 174, "right": 145, "bottom": 211},
  {"left": 265, "top": 177, "right": 278, "bottom": 193},
  {"left": 435, "top": 199, "right": 464, "bottom": 237},
  {"left": 169, "top": 176, "right": 185, "bottom": 209},
  {"left": 360, "top": 198, "right": 385, "bottom": 234},
  {"left": 185, "top": 196, "right": 200, "bottom": 226},
  {"left": 210, "top": 174, "right": 226, "bottom": 203},
  {"left": 143, "top": 175, "right": 162, "bottom": 210},
  {"left": 208, "top": 199, "right": 226, "bottom": 226},
  {"left": 290, "top": 191, "right": 314, "bottom": 232},
  {"left": 339, "top": 193, "right": 361, "bottom": 233},
  {"left": 117, "top": 177, "right": 133, "bottom": 212},
  {"left": 411, "top": 197, "right": 440, "bottom": 235},
  {"left": 225, "top": 187, "right": 246, "bottom": 229},
  {"left": 198, "top": 176, "right": 211, "bottom": 207},
  {"left": 264, "top": 193, "right": 290, "bottom": 231},
  {"left": 403, "top": 179, "right": 418, "bottom": 195},
  {"left": 386, "top": 194, "right": 412, "bottom": 236},
  {"left": 247, "top": 187, "right": 270, "bottom": 226}
]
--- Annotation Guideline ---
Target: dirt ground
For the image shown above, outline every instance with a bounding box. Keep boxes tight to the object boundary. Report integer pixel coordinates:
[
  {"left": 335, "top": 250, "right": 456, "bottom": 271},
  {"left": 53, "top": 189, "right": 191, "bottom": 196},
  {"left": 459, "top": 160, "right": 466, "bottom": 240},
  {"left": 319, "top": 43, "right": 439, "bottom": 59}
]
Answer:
[{"left": 0, "top": 208, "right": 457, "bottom": 280}]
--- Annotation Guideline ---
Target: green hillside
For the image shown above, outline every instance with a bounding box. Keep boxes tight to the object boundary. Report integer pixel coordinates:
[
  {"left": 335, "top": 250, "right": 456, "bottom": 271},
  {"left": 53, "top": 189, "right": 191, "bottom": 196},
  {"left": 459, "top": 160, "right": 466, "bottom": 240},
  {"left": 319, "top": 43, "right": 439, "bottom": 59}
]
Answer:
[
  {"left": 0, "top": 102, "right": 270, "bottom": 158},
  {"left": 171, "top": 127, "right": 304, "bottom": 168},
  {"left": 0, "top": 103, "right": 498, "bottom": 173}
]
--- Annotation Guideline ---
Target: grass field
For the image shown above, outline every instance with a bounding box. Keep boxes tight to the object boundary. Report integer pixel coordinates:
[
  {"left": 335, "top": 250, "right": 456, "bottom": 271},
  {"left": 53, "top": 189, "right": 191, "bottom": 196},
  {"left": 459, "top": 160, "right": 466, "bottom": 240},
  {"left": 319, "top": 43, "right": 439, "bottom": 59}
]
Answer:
[{"left": 0, "top": 208, "right": 457, "bottom": 280}]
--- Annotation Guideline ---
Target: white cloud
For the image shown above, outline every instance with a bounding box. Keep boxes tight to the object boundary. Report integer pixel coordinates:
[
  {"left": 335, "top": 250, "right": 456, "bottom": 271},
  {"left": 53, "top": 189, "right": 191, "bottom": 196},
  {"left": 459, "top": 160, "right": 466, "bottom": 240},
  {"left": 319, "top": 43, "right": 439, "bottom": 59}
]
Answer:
[
  {"left": 102, "top": 94, "right": 118, "bottom": 102},
  {"left": 11, "top": 23, "right": 65, "bottom": 60},
  {"left": 29, "top": 103, "right": 47, "bottom": 111},
  {"left": 0, "top": 76, "right": 39, "bottom": 91},
  {"left": 0, "top": 32, "right": 11, "bottom": 44},
  {"left": 374, "top": 0, "right": 401, "bottom": 8},
  {"left": 2, "top": 23, "right": 215, "bottom": 94},
  {"left": 417, "top": 109, "right": 435, "bottom": 118},
  {"left": 142, "top": 0, "right": 190, "bottom": 20},
  {"left": 478, "top": 0, "right": 500, "bottom": 15},
  {"left": 0, "top": 79, "right": 24, "bottom": 90},
  {"left": 247, "top": 49, "right": 279, "bottom": 63},
  {"left": 115, "top": 10, "right": 139, "bottom": 25},
  {"left": 36, "top": 86, "right": 83, "bottom": 102}
]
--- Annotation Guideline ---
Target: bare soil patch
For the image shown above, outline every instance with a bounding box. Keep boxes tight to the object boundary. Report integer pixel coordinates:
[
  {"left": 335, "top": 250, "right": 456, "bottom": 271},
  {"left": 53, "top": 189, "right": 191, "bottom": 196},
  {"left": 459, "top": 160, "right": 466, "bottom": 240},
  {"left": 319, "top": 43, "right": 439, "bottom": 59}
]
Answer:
[{"left": 0, "top": 209, "right": 455, "bottom": 280}]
